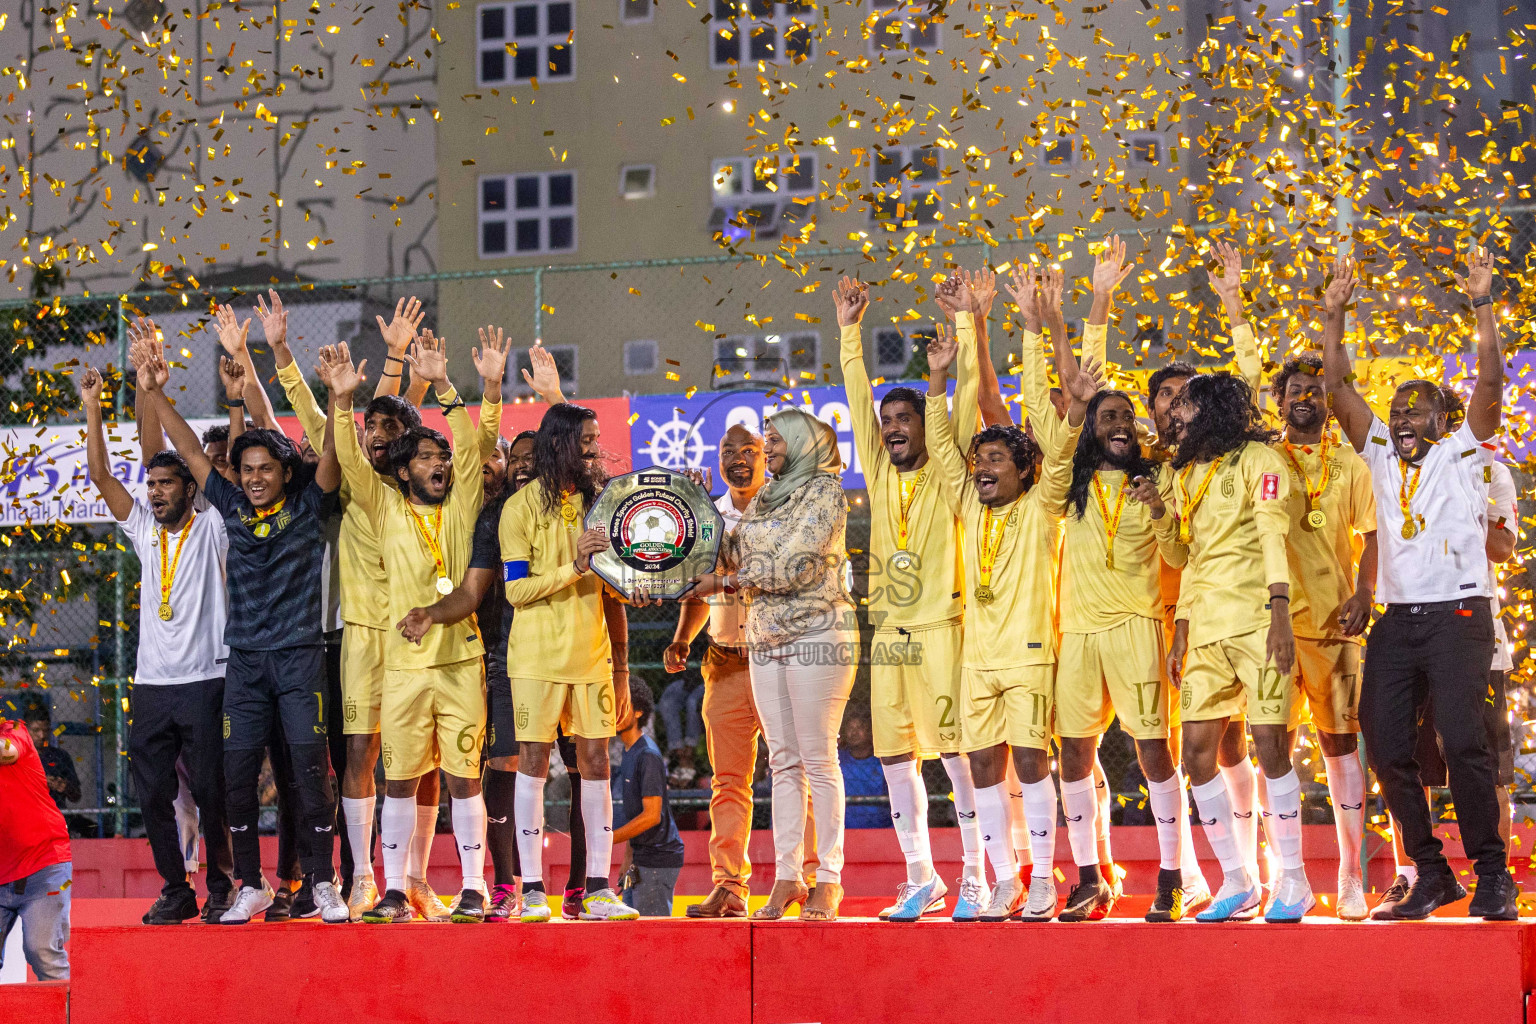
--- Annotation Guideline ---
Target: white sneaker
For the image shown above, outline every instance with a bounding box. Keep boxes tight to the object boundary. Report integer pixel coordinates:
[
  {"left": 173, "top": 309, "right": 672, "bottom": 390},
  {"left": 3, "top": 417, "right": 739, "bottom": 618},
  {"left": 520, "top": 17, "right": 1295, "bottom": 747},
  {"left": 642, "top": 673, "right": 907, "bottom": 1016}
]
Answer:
[
  {"left": 580, "top": 888, "right": 640, "bottom": 921},
  {"left": 952, "top": 875, "right": 991, "bottom": 922},
  {"left": 314, "top": 880, "right": 348, "bottom": 924},
  {"left": 1018, "top": 875, "right": 1058, "bottom": 922},
  {"left": 520, "top": 890, "right": 553, "bottom": 923},
  {"left": 405, "top": 877, "right": 451, "bottom": 923},
  {"left": 978, "top": 875, "right": 1024, "bottom": 922},
  {"left": 878, "top": 882, "right": 921, "bottom": 922},
  {"left": 220, "top": 883, "right": 275, "bottom": 924},
  {"left": 1264, "top": 870, "right": 1316, "bottom": 923},
  {"left": 348, "top": 875, "right": 379, "bottom": 922},
  {"left": 1182, "top": 872, "right": 1213, "bottom": 915},
  {"left": 1336, "top": 875, "right": 1367, "bottom": 921}
]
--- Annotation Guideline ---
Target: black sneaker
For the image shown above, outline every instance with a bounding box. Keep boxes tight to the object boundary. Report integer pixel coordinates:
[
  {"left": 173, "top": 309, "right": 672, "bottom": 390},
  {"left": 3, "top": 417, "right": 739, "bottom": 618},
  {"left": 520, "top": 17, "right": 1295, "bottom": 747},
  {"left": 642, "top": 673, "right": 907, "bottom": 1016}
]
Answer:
[
  {"left": 1469, "top": 872, "right": 1520, "bottom": 921},
  {"left": 264, "top": 887, "right": 295, "bottom": 922},
  {"left": 1058, "top": 879, "right": 1116, "bottom": 922},
  {"left": 200, "top": 890, "right": 235, "bottom": 924},
  {"left": 143, "top": 888, "right": 199, "bottom": 925},
  {"left": 1145, "top": 869, "right": 1185, "bottom": 923},
  {"left": 1391, "top": 872, "right": 1467, "bottom": 920},
  {"left": 362, "top": 889, "right": 414, "bottom": 924},
  {"left": 291, "top": 881, "right": 319, "bottom": 919},
  {"left": 1369, "top": 874, "right": 1411, "bottom": 921},
  {"left": 451, "top": 889, "right": 486, "bottom": 923}
]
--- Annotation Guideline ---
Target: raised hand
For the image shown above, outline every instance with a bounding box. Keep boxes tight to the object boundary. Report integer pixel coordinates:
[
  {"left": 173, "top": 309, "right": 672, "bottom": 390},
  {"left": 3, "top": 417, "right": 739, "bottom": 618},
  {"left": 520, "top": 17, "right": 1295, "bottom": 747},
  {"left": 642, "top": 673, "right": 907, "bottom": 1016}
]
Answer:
[
  {"left": 965, "top": 267, "right": 997, "bottom": 319},
  {"left": 474, "top": 326, "right": 511, "bottom": 389},
  {"left": 833, "top": 276, "right": 869, "bottom": 327},
  {"left": 1039, "top": 265, "right": 1066, "bottom": 328},
  {"left": 377, "top": 296, "right": 426, "bottom": 356},
  {"left": 406, "top": 329, "right": 449, "bottom": 389},
  {"left": 926, "top": 323, "right": 959, "bottom": 379},
  {"left": 1323, "top": 251, "right": 1356, "bottom": 317},
  {"left": 1209, "top": 240, "right": 1244, "bottom": 310},
  {"left": 1005, "top": 263, "right": 1042, "bottom": 333},
  {"left": 126, "top": 317, "right": 169, "bottom": 391},
  {"left": 253, "top": 290, "right": 287, "bottom": 349},
  {"left": 521, "top": 344, "right": 562, "bottom": 400},
  {"left": 318, "top": 342, "right": 368, "bottom": 400},
  {"left": 1454, "top": 243, "right": 1494, "bottom": 300},
  {"left": 933, "top": 270, "right": 967, "bottom": 320},
  {"left": 78, "top": 366, "right": 105, "bottom": 407},
  {"left": 1066, "top": 355, "right": 1106, "bottom": 405},
  {"left": 218, "top": 356, "right": 246, "bottom": 401},
  {"left": 1091, "top": 235, "right": 1135, "bottom": 296},
  {"left": 213, "top": 303, "right": 251, "bottom": 359}
]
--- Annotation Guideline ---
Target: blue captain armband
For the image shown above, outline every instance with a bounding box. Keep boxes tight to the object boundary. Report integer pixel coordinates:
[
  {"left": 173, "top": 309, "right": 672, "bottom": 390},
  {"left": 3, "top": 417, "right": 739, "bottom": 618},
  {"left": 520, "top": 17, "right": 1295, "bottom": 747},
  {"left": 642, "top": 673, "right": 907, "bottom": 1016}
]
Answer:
[{"left": 503, "top": 560, "right": 529, "bottom": 582}]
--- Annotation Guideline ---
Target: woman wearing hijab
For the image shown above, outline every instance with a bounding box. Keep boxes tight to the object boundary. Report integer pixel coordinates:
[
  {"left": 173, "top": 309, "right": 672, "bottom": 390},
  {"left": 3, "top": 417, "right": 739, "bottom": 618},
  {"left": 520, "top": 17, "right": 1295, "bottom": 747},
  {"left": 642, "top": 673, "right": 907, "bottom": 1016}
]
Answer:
[{"left": 689, "top": 407, "right": 856, "bottom": 921}]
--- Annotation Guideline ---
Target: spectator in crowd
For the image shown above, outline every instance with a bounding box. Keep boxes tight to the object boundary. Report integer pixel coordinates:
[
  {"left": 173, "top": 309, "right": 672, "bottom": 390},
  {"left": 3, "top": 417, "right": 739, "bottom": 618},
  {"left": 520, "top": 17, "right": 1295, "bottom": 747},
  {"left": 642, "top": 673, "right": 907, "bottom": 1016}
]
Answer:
[
  {"left": 614, "top": 683, "right": 685, "bottom": 917},
  {"left": 0, "top": 715, "right": 72, "bottom": 980},
  {"left": 839, "top": 704, "right": 892, "bottom": 830},
  {"left": 24, "top": 701, "right": 81, "bottom": 812},
  {"left": 657, "top": 677, "right": 705, "bottom": 788}
]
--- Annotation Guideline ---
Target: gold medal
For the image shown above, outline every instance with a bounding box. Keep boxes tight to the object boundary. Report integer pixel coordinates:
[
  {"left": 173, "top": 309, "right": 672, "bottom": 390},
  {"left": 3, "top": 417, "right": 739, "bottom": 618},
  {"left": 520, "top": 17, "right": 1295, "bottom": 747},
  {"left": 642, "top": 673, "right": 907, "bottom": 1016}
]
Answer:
[
  {"left": 561, "top": 499, "right": 579, "bottom": 523},
  {"left": 159, "top": 602, "right": 173, "bottom": 621},
  {"left": 436, "top": 576, "right": 454, "bottom": 596},
  {"left": 157, "top": 510, "right": 196, "bottom": 628},
  {"left": 974, "top": 585, "right": 994, "bottom": 604},
  {"left": 1398, "top": 461, "right": 1423, "bottom": 543},
  {"left": 407, "top": 503, "right": 453, "bottom": 600},
  {"left": 891, "top": 550, "right": 913, "bottom": 571},
  {"left": 974, "top": 494, "right": 1022, "bottom": 608},
  {"left": 1282, "top": 436, "right": 1334, "bottom": 537},
  {"left": 1306, "top": 508, "right": 1326, "bottom": 530},
  {"left": 1401, "top": 519, "right": 1418, "bottom": 540}
]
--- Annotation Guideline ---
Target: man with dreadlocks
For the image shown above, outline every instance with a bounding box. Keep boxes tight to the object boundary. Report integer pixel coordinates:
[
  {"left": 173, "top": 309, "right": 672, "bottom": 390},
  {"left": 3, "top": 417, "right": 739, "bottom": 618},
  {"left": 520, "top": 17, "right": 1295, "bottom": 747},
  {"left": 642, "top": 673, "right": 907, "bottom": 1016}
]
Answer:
[{"left": 1165, "top": 370, "right": 1304, "bottom": 923}]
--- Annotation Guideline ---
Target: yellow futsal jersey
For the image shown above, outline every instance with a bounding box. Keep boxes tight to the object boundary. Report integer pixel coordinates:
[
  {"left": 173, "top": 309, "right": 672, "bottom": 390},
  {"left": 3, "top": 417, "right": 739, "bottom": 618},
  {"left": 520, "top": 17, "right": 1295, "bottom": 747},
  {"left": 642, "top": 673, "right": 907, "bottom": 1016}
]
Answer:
[
  {"left": 1058, "top": 468, "right": 1186, "bottom": 634},
  {"left": 927, "top": 330, "right": 1080, "bottom": 670},
  {"left": 840, "top": 311, "right": 979, "bottom": 633},
  {"left": 1172, "top": 441, "right": 1292, "bottom": 650},
  {"left": 1273, "top": 435, "right": 1376, "bottom": 640},
  {"left": 336, "top": 384, "right": 499, "bottom": 669},
  {"left": 499, "top": 479, "right": 614, "bottom": 684}
]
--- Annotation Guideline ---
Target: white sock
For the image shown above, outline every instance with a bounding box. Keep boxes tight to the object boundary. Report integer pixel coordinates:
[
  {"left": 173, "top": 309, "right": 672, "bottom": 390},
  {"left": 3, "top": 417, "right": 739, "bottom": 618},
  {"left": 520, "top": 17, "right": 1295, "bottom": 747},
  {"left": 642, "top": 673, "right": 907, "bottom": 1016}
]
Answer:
[
  {"left": 1175, "top": 770, "right": 1205, "bottom": 889},
  {"left": 1192, "top": 776, "right": 1247, "bottom": 879},
  {"left": 451, "top": 795, "right": 488, "bottom": 892},
  {"left": 1003, "top": 757, "right": 1030, "bottom": 866},
  {"left": 1093, "top": 757, "right": 1113, "bottom": 866},
  {"left": 514, "top": 774, "right": 546, "bottom": 884},
  {"left": 1059, "top": 776, "right": 1099, "bottom": 868},
  {"left": 1221, "top": 759, "right": 1261, "bottom": 881},
  {"left": 380, "top": 796, "right": 415, "bottom": 893},
  {"left": 1323, "top": 753, "right": 1365, "bottom": 881},
  {"left": 1146, "top": 774, "right": 1184, "bottom": 872},
  {"left": 581, "top": 778, "right": 614, "bottom": 888},
  {"left": 941, "top": 756, "right": 984, "bottom": 882},
  {"left": 1261, "top": 769, "right": 1305, "bottom": 872},
  {"left": 406, "top": 803, "right": 436, "bottom": 881},
  {"left": 974, "top": 783, "right": 1018, "bottom": 881},
  {"left": 342, "top": 796, "right": 376, "bottom": 881},
  {"left": 882, "top": 761, "right": 933, "bottom": 884},
  {"left": 1020, "top": 777, "right": 1058, "bottom": 880}
]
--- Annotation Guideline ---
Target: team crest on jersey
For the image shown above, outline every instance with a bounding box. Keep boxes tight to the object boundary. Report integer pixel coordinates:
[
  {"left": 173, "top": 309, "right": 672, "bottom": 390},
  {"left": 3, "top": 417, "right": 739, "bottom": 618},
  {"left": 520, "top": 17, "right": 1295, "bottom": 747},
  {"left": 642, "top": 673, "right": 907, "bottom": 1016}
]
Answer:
[
  {"left": 345, "top": 700, "right": 357, "bottom": 724},
  {"left": 1221, "top": 476, "right": 1236, "bottom": 498},
  {"left": 1260, "top": 473, "right": 1279, "bottom": 501},
  {"left": 607, "top": 488, "right": 699, "bottom": 573},
  {"left": 517, "top": 707, "right": 529, "bottom": 731}
]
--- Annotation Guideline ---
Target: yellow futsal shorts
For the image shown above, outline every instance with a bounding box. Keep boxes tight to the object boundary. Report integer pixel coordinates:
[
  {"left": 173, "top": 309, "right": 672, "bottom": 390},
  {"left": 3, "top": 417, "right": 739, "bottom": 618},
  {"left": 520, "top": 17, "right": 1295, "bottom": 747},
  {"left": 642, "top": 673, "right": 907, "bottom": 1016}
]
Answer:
[
  {"left": 1292, "top": 634, "right": 1362, "bottom": 735},
  {"left": 341, "top": 624, "right": 387, "bottom": 736},
  {"left": 380, "top": 658, "right": 488, "bottom": 781},
  {"left": 870, "top": 625, "right": 965, "bottom": 758},
  {"left": 511, "top": 676, "right": 618, "bottom": 744},
  {"left": 961, "top": 664, "right": 1055, "bottom": 753},
  {"left": 1057, "top": 616, "right": 1168, "bottom": 741},
  {"left": 1179, "top": 628, "right": 1295, "bottom": 727}
]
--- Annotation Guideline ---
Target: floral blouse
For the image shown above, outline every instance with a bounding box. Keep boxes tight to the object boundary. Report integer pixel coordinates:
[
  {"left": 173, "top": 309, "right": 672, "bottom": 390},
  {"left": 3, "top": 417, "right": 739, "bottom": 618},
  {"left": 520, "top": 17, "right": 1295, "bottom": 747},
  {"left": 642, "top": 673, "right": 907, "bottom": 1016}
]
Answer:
[{"left": 722, "top": 473, "right": 852, "bottom": 649}]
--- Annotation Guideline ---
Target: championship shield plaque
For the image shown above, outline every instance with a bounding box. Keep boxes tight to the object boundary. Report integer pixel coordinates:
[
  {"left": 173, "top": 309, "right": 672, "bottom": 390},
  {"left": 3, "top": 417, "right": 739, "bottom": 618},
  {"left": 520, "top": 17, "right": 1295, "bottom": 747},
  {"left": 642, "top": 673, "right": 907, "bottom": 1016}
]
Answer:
[{"left": 585, "top": 469, "right": 724, "bottom": 600}]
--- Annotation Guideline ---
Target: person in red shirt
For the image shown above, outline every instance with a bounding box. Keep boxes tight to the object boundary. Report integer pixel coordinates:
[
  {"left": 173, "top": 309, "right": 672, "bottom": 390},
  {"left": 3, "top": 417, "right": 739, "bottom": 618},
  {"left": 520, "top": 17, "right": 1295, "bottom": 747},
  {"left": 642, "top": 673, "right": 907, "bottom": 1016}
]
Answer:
[{"left": 0, "top": 717, "right": 72, "bottom": 980}]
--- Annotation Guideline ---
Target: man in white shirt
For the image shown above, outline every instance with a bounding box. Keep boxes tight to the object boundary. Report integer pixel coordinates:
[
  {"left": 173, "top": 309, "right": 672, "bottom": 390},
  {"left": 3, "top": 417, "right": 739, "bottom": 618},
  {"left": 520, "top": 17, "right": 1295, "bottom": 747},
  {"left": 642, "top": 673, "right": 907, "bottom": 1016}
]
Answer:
[
  {"left": 1321, "top": 246, "right": 1517, "bottom": 920},
  {"left": 77, "top": 366, "right": 235, "bottom": 925}
]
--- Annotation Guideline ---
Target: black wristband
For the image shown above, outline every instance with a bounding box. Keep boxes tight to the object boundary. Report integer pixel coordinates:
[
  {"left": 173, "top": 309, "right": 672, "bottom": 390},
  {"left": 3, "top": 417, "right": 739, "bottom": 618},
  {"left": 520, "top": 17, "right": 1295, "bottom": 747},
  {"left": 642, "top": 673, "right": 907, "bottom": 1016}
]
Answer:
[
  {"left": 440, "top": 399, "right": 467, "bottom": 413},
  {"left": 226, "top": 398, "right": 246, "bottom": 407},
  {"left": 380, "top": 371, "right": 402, "bottom": 379},
  {"left": 1472, "top": 295, "right": 1494, "bottom": 308},
  {"left": 384, "top": 354, "right": 405, "bottom": 364}
]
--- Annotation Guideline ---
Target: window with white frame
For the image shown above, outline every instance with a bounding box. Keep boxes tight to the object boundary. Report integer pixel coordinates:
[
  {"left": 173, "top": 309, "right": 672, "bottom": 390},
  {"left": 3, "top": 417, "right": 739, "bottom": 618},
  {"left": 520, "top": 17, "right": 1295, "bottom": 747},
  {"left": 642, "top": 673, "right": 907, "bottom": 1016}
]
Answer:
[
  {"left": 512, "top": 345, "right": 578, "bottom": 395},
  {"left": 868, "top": 0, "right": 940, "bottom": 54},
  {"left": 620, "top": 0, "right": 652, "bottom": 22},
  {"left": 478, "top": 0, "right": 574, "bottom": 85},
  {"left": 868, "top": 145, "right": 943, "bottom": 227},
  {"left": 479, "top": 171, "right": 576, "bottom": 258},
  {"left": 623, "top": 339, "right": 658, "bottom": 375},
  {"left": 710, "top": 0, "right": 818, "bottom": 68},
  {"left": 708, "top": 154, "right": 816, "bottom": 242},
  {"left": 713, "top": 331, "right": 820, "bottom": 382},
  {"left": 870, "top": 324, "right": 932, "bottom": 378}
]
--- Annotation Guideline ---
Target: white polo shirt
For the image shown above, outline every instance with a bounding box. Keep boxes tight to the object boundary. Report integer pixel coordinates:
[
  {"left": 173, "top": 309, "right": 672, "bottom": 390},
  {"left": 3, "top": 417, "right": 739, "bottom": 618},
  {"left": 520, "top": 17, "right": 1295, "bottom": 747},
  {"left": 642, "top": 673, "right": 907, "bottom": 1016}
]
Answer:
[
  {"left": 1361, "top": 417, "right": 1496, "bottom": 605},
  {"left": 707, "top": 492, "right": 750, "bottom": 647},
  {"left": 1488, "top": 461, "right": 1518, "bottom": 672},
  {"left": 123, "top": 500, "right": 231, "bottom": 685}
]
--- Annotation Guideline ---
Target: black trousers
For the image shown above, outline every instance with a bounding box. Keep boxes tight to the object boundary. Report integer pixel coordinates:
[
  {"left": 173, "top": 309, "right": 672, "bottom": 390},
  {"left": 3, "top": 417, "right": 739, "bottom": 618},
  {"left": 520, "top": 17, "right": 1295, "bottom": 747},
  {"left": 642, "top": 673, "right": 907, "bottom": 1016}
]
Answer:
[
  {"left": 128, "top": 679, "right": 234, "bottom": 898},
  {"left": 1360, "top": 600, "right": 1506, "bottom": 877},
  {"left": 321, "top": 631, "right": 359, "bottom": 881}
]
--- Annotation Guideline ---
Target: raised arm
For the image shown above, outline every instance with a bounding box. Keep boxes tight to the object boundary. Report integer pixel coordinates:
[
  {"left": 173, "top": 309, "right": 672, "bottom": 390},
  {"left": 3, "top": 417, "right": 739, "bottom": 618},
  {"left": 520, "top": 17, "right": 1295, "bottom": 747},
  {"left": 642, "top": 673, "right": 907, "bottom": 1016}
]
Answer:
[
  {"left": 373, "top": 296, "right": 426, "bottom": 400},
  {"left": 964, "top": 267, "right": 1006, "bottom": 430},
  {"left": 1319, "top": 252, "right": 1373, "bottom": 451},
  {"left": 833, "top": 276, "right": 883, "bottom": 479},
  {"left": 217, "top": 356, "right": 249, "bottom": 442},
  {"left": 316, "top": 388, "right": 341, "bottom": 494},
  {"left": 409, "top": 331, "right": 482, "bottom": 510},
  {"left": 1209, "top": 241, "right": 1262, "bottom": 390},
  {"left": 136, "top": 346, "right": 215, "bottom": 490},
  {"left": 1034, "top": 357, "right": 1095, "bottom": 511},
  {"left": 472, "top": 327, "right": 509, "bottom": 459},
  {"left": 922, "top": 328, "right": 968, "bottom": 516},
  {"left": 316, "top": 342, "right": 387, "bottom": 519},
  {"left": 217, "top": 302, "right": 277, "bottom": 431},
  {"left": 1079, "top": 235, "right": 1134, "bottom": 391},
  {"left": 520, "top": 343, "right": 569, "bottom": 406},
  {"left": 128, "top": 317, "right": 168, "bottom": 463},
  {"left": 1455, "top": 244, "right": 1503, "bottom": 441},
  {"left": 1023, "top": 267, "right": 1068, "bottom": 454},
  {"left": 79, "top": 367, "right": 133, "bottom": 522},
  {"left": 949, "top": 277, "right": 980, "bottom": 441}
]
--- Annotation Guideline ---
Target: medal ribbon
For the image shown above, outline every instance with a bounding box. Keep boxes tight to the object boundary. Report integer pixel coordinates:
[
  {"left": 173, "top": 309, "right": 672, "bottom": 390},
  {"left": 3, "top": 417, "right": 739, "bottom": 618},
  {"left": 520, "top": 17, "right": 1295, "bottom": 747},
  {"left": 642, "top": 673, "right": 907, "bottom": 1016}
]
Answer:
[
  {"left": 977, "top": 494, "right": 1023, "bottom": 594},
  {"left": 1090, "top": 473, "right": 1128, "bottom": 570},
  {"left": 243, "top": 496, "right": 285, "bottom": 528},
  {"left": 1175, "top": 456, "right": 1224, "bottom": 544},
  {"left": 159, "top": 511, "right": 196, "bottom": 610},
  {"left": 407, "top": 502, "right": 448, "bottom": 581},
  {"left": 893, "top": 469, "right": 927, "bottom": 552},
  {"left": 1282, "top": 434, "right": 1333, "bottom": 516},
  {"left": 1399, "top": 460, "right": 1423, "bottom": 534}
]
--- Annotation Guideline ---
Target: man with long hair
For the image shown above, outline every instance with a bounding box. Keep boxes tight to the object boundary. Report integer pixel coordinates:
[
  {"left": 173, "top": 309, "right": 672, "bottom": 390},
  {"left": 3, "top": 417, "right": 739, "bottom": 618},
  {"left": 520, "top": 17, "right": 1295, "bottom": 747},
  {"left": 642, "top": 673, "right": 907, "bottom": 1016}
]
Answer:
[
  {"left": 1165, "top": 371, "right": 1304, "bottom": 922},
  {"left": 499, "top": 402, "right": 638, "bottom": 922},
  {"left": 321, "top": 330, "right": 507, "bottom": 924}
]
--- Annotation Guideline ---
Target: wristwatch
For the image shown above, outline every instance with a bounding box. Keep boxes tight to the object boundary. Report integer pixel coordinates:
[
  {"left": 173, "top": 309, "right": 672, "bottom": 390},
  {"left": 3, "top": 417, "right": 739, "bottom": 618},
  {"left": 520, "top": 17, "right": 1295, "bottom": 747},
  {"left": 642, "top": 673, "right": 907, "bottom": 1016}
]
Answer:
[{"left": 1472, "top": 295, "right": 1494, "bottom": 308}]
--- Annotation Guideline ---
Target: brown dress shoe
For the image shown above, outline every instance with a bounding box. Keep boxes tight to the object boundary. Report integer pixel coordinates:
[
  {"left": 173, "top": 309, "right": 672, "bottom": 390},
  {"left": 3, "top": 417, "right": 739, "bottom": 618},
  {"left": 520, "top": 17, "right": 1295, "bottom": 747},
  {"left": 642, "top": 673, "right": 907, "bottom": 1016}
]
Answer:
[{"left": 687, "top": 886, "right": 748, "bottom": 919}]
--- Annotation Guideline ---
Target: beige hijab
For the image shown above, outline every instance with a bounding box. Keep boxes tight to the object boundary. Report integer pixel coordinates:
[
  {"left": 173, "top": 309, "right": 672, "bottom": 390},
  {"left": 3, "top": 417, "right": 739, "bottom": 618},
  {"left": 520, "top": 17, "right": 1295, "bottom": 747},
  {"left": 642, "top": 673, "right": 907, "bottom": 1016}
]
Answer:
[{"left": 755, "top": 407, "right": 842, "bottom": 513}]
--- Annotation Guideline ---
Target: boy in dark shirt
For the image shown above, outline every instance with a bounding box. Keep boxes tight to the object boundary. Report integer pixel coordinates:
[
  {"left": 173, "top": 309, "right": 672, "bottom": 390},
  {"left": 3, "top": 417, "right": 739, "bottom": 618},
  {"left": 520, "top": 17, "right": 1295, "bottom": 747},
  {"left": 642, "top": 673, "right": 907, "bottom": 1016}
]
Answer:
[
  {"left": 614, "top": 683, "right": 684, "bottom": 917},
  {"left": 138, "top": 342, "right": 347, "bottom": 924}
]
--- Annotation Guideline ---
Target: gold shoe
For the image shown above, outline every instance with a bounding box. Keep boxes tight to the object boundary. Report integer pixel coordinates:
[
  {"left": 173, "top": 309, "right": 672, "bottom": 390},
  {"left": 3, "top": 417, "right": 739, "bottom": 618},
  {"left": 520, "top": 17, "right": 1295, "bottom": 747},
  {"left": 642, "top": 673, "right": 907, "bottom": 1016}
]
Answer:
[
  {"left": 749, "top": 881, "right": 809, "bottom": 921},
  {"left": 405, "top": 877, "right": 451, "bottom": 923},
  {"left": 801, "top": 882, "right": 843, "bottom": 922},
  {"left": 687, "top": 885, "right": 748, "bottom": 919}
]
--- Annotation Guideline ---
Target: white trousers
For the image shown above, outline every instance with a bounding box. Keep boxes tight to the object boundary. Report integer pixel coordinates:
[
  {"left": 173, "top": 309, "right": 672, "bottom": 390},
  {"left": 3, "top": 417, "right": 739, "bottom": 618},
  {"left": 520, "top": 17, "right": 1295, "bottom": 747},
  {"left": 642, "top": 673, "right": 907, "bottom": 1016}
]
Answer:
[{"left": 749, "top": 627, "right": 858, "bottom": 885}]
